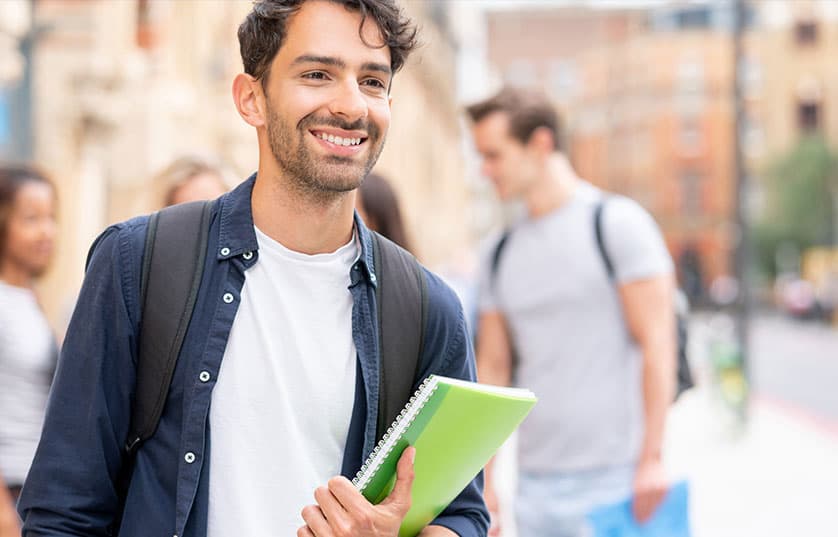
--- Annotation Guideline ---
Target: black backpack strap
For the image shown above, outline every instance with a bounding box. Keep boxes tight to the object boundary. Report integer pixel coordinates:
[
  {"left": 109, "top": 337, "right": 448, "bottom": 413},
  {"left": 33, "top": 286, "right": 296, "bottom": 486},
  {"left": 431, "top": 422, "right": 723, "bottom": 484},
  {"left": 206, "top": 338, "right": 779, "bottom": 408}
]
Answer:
[
  {"left": 593, "top": 198, "right": 616, "bottom": 280},
  {"left": 126, "top": 200, "right": 213, "bottom": 453},
  {"left": 487, "top": 230, "right": 520, "bottom": 381},
  {"left": 372, "top": 232, "right": 428, "bottom": 442},
  {"left": 490, "top": 231, "right": 511, "bottom": 283}
]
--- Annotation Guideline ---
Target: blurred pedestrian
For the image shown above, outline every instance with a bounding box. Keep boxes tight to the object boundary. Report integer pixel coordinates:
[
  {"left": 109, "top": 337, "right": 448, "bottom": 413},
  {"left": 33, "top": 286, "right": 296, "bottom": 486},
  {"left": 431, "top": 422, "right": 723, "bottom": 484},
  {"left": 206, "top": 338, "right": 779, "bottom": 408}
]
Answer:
[
  {"left": 356, "top": 172, "right": 412, "bottom": 252},
  {"left": 0, "top": 164, "right": 58, "bottom": 537},
  {"left": 467, "top": 87, "right": 676, "bottom": 537},
  {"left": 18, "top": 1, "right": 486, "bottom": 537},
  {"left": 156, "top": 155, "right": 233, "bottom": 207}
]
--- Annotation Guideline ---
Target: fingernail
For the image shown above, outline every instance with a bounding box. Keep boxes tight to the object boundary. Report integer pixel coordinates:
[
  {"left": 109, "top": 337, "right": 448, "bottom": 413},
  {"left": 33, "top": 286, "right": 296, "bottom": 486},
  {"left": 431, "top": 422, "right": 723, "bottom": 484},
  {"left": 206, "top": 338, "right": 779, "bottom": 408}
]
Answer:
[{"left": 409, "top": 447, "right": 416, "bottom": 464}]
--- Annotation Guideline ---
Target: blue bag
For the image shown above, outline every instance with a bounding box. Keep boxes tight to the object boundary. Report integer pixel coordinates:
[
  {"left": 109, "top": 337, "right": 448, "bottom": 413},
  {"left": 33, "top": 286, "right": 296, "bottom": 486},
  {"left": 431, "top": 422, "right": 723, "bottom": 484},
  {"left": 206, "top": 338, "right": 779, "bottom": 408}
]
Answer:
[{"left": 586, "top": 481, "right": 691, "bottom": 537}]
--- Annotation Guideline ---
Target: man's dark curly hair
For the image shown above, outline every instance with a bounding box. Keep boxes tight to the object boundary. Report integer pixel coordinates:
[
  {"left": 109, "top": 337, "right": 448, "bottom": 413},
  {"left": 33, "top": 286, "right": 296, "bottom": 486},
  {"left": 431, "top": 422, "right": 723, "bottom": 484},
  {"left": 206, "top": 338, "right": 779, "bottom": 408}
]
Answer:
[{"left": 238, "top": 0, "right": 418, "bottom": 90}]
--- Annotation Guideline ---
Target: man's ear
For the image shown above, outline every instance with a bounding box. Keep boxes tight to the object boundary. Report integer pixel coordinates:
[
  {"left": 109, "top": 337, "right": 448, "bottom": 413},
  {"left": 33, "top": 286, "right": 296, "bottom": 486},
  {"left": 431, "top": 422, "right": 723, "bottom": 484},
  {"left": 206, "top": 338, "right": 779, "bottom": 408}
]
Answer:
[
  {"left": 527, "top": 126, "right": 555, "bottom": 155},
  {"left": 232, "top": 73, "right": 266, "bottom": 128}
]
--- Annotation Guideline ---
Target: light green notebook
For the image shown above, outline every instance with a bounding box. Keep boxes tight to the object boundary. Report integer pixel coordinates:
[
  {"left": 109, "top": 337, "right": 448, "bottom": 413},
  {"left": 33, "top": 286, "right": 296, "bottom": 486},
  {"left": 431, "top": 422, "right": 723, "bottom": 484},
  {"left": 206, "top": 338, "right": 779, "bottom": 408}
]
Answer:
[{"left": 352, "top": 375, "right": 537, "bottom": 537}]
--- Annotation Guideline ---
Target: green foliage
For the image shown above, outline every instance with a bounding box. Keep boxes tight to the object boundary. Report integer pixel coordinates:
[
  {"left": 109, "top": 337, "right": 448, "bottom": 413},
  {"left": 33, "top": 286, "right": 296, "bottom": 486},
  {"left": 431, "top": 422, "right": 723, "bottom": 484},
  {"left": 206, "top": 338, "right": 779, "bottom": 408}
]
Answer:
[{"left": 755, "top": 135, "right": 837, "bottom": 277}]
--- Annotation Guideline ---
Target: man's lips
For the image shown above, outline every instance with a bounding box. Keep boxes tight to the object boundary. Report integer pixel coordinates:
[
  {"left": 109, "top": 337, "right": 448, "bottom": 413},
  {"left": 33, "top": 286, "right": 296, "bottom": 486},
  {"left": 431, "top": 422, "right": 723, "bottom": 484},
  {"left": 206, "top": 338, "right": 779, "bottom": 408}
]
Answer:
[{"left": 309, "top": 129, "right": 367, "bottom": 156}]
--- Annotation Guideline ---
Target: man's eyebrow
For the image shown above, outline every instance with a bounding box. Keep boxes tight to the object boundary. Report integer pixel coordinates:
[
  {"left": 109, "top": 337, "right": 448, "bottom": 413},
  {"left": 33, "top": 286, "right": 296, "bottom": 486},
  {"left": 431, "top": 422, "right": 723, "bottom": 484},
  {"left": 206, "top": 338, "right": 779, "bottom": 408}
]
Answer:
[
  {"left": 361, "top": 62, "right": 392, "bottom": 76},
  {"left": 291, "top": 55, "right": 347, "bottom": 69}
]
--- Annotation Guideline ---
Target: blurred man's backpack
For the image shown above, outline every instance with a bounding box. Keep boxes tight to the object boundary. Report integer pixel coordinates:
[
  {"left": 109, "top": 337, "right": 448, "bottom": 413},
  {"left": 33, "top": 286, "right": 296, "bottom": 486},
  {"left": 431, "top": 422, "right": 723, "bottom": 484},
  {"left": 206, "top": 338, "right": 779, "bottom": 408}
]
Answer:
[{"left": 490, "top": 197, "right": 694, "bottom": 399}]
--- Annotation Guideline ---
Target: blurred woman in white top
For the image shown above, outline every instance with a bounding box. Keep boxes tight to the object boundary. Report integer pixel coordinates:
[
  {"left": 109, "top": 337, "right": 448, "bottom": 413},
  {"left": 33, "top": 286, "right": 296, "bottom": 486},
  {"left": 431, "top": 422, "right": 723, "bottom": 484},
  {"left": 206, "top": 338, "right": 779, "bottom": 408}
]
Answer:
[{"left": 0, "top": 164, "right": 58, "bottom": 537}]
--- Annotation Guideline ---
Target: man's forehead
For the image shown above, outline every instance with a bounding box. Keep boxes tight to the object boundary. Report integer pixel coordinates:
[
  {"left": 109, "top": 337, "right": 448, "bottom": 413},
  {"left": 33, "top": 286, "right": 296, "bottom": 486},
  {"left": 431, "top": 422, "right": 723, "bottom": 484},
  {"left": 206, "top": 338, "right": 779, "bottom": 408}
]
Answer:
[
  {"left": 476, "top": 112, "right": 513, "bottom": 138},
  {"left": 282, "top": 1, "right": 391, "bottom": 59}
]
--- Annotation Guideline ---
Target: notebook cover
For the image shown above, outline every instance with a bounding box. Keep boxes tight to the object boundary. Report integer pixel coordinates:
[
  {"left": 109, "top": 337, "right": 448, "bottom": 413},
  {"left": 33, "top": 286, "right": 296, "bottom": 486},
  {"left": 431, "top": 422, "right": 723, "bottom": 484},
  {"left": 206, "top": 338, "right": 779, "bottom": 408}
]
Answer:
[{"left": 357, "top": 376, "right": 537, "bottom": 537}]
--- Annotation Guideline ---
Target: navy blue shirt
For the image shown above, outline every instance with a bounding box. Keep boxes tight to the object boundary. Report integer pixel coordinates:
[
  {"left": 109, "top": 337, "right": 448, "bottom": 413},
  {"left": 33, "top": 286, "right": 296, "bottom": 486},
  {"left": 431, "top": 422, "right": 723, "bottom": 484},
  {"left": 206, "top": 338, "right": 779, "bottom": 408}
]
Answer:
[{"left": 19, "top": 175, "right": 489, "bottom": 537}]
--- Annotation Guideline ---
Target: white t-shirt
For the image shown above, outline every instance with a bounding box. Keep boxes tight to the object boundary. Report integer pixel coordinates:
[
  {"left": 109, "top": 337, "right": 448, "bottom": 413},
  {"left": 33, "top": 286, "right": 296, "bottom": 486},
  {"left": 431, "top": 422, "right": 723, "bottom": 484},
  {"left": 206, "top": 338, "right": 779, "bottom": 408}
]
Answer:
[
  {"left": 0, "top": 280, "right": 56, "bottom": 485},
  {"left": 208, "top": 227, "right": 359, "bottom": 537}
]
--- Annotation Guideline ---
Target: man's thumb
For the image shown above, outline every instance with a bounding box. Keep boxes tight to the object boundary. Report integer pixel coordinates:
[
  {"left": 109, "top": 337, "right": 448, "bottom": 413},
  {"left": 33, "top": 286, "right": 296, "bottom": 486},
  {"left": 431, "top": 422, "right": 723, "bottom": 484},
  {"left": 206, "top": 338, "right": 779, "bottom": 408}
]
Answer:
[{"left": 382, "top": 446, "right": 415, "bottom": 512}]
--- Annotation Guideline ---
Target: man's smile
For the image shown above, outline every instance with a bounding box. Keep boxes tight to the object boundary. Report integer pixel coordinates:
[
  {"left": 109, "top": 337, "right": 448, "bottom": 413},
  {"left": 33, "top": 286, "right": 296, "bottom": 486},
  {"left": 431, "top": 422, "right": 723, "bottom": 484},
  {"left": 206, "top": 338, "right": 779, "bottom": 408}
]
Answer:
[{"left": 309, "top": 128, "right": 369, "bottom": 156}]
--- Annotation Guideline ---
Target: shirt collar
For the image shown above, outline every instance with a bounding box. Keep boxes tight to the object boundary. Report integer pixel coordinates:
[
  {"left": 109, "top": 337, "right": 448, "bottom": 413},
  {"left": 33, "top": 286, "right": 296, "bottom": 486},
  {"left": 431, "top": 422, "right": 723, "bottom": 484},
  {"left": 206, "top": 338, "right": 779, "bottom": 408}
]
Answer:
[
  {"left": 216, "top": 172, "right": 378, "bottom": 287},
  {"left": 215, "top": 173, "right": 259, "bottom": 260},
  {"left": 353, "top": 211, "right": 378, "bottom": 287}
]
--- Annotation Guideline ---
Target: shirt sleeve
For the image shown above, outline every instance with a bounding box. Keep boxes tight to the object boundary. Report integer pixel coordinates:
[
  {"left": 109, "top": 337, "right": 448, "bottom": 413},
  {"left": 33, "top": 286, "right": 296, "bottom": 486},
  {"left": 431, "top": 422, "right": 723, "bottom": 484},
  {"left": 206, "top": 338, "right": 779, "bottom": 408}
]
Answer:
[
  {"left": 601, "top": 197, "right": 674, "bottom": 284},
  {"left": 18, "top": 222, "right": 144, "bottom": 536},
  {"left": 417, "top": 270, "right": 490, "bottom": 537}
]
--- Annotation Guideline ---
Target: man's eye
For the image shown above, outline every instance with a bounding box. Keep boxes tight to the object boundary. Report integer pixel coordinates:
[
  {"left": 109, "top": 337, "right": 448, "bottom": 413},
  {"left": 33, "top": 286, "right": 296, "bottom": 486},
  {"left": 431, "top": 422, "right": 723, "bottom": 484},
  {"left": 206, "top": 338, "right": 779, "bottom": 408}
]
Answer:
[
  {"left": 362, "top": 78, "right": 386, "bottom": 89},
  {"left": 303, "top": 72, "right": 328, "bottom": 80}
]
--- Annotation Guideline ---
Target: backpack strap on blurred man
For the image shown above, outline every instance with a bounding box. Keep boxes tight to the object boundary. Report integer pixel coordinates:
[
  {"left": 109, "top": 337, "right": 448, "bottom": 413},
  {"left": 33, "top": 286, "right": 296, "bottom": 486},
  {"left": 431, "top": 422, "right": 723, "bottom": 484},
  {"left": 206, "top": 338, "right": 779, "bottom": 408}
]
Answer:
[{"left": 593, "top": 197, "right": 694, "bottom": 399}]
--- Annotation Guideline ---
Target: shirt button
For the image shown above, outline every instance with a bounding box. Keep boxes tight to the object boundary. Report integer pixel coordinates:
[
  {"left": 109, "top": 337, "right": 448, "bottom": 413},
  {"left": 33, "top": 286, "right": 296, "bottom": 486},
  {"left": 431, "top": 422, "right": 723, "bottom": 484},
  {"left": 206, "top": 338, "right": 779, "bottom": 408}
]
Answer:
[
  {"left": 223, "top": 293, "right": 234, "bottom": 304},
  {"left": 184, "top": 452, "right": 196, "bottom": 464},
  {"left": 220, "top": 247, "right": 231, "bottom": 257},
  {"left": 370, "top": 273, "right": 377, "bottom": 283},
  {"left": 199, "top": 371, "right": 211, "bottom": 382},
  {"left": 242, "top": 251, "right": 253, "bottom": 260}
]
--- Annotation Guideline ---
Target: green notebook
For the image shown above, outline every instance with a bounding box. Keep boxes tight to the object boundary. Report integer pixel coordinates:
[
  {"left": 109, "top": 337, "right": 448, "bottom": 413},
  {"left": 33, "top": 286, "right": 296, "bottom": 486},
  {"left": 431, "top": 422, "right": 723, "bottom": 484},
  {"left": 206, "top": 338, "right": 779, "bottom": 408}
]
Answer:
[{"left": 352, "top": 375, "right": 537, "bottom": 537}]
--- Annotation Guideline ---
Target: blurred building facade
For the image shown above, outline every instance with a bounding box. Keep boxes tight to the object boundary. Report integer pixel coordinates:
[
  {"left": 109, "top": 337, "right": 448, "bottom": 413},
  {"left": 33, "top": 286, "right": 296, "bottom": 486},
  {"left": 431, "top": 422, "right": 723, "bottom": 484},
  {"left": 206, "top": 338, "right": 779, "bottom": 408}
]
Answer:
[
  {"left": 13, "top": 0, "right": 468, "bottom": 322},
  {"left": 484, "top": 0, "right": 838, "bottom": 299}
]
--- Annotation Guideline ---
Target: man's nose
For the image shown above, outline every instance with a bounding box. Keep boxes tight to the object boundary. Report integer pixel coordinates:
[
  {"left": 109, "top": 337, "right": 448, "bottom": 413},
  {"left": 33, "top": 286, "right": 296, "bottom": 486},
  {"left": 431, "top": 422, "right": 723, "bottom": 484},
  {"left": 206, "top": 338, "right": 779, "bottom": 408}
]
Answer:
[{"left": 329, "top": 81, "right": 368, "bottom": 123}]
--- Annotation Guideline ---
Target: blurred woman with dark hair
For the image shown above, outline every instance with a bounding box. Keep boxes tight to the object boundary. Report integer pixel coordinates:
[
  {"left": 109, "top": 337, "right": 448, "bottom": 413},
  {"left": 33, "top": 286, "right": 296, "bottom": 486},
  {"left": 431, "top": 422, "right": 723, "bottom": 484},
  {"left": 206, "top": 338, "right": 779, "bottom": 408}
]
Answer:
[
  {"left": 0, "top": 164, "right": 58, "bottom": 537},
  {"left": 356, "top": 172, "right": 412, "bottom": 253}
]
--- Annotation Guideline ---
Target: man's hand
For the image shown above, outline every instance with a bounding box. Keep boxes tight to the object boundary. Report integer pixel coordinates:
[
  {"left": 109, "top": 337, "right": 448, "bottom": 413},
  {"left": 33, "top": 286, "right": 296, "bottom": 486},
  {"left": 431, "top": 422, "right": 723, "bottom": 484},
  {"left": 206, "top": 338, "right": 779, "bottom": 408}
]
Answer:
[
  {"left": 631, "top": 458, "right": 668, "bottom": 523},
  {"left": 298, "top": 446, "right": 415, "bottom": 537}
]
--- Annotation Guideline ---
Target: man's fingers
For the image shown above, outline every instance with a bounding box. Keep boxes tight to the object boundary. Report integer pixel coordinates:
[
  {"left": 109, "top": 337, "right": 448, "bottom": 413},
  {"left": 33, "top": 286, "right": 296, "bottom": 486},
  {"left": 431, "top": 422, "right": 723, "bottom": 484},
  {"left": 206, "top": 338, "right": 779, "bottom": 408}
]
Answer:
[
  {"left": 296, "top": 525, "right": 316, "bottom": 537},
  {"left": 300, "top": 505, "right": 332, "bottom": 537},
  {"left": 632, "top": 488, "right": 666, "bottom": 523},
  {"left": 314, "top": 485, "right": 349, "bottom": 528},
  {"left": 381, "top": 446, "right": 415, "bottom": 512},
  {"left": 327, "top": 475, "right": 370, "bottom": 515}
]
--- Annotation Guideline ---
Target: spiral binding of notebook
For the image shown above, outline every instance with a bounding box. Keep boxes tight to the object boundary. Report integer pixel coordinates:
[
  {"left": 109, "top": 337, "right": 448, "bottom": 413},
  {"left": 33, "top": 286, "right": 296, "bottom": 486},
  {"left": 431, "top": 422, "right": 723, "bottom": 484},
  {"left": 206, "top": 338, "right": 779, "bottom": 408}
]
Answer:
[{"left": 352, "top": 375, "right": 440, "bottom": 492}]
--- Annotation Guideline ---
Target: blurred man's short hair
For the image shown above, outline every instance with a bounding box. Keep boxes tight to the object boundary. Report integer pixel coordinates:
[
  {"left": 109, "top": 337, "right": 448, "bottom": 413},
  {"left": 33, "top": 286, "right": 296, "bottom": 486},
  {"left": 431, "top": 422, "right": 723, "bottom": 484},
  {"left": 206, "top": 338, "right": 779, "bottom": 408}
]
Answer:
[{"left": 466, "top": 87, "right": 564, "bottom": 151}]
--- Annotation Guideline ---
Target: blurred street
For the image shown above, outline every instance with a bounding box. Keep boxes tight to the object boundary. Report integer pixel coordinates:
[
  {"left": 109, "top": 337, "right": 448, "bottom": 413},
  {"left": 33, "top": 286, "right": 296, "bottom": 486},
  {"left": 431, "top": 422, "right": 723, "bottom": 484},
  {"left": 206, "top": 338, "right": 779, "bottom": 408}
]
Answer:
[
  {"left": 493, "top": 312, "right": 838, "bottom": 537},
  {"left": 748, "top": 314, "right": 838, "bottom": 422}
]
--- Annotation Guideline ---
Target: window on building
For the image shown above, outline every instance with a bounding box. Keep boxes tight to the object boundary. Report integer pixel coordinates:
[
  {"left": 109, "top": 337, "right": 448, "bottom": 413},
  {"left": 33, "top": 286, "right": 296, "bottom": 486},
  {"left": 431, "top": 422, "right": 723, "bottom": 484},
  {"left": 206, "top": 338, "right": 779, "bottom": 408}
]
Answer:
[
  {"left": 743, "top": 115, "right": 763, "bottom": 157},
  {"left": 795, "top": 20, "right": 818, "bottom": 45},
  {"left": 681, "top": 171, "right": 702, "bottom": 216},
  {"left": 677, "top": 7, "right": 711, "bottom": 29},
  {"left": 548, "top": 60, "right": 576, "bottom": 101},
  {"left": 798, "top": 100, "right": 820, "bottom": 132},
  {"left": 677, "top": 57, "right": 704, "bottom": 94},
  {"left": 679, "top": 120, "right": 702, "bottom": 156},
  {"left": 740, "top": 57, "right": 762, "bottom": 98}
]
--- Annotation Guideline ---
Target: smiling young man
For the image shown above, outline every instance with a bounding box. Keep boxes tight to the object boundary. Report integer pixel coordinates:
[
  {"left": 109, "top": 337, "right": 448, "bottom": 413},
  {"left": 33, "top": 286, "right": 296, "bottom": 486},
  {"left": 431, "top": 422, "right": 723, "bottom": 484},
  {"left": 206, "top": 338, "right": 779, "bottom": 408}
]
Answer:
[{"left": 17, "top": 2, "right": 488, "bottom": 537}]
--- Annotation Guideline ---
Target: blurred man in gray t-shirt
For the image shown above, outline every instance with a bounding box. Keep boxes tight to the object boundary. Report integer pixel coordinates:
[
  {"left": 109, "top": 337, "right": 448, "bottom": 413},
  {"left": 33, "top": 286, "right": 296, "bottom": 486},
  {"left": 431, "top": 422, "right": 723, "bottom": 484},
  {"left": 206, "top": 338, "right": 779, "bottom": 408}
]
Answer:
[{"left": 466, "top": 88, "right": 676, "bottom": 537}]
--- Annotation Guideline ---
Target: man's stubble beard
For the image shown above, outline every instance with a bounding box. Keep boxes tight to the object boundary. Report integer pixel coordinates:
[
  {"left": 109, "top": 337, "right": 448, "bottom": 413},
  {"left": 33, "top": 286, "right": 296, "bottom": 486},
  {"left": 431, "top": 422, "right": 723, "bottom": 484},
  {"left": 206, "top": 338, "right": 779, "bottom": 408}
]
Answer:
[{"left": 266, "top": 101, "right": 386, "bottom": 203}]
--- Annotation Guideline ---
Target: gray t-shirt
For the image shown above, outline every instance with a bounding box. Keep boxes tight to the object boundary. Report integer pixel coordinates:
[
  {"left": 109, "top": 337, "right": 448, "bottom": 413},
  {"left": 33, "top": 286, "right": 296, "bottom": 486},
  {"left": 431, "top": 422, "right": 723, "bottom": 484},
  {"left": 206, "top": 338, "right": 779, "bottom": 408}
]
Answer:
[
  {"left": 478, "top": 182, "right": 673, "bottom": 473},
  {"left": 0, "top": 281, "right": 56, "bottom": 485}
]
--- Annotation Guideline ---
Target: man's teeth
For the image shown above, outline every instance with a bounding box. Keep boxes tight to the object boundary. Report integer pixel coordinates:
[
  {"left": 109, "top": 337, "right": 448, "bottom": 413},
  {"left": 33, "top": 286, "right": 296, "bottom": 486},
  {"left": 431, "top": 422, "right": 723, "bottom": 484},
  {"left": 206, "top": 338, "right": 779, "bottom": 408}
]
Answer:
[{"left": 318, "top": 132, "right": 363, "bottom": 146}]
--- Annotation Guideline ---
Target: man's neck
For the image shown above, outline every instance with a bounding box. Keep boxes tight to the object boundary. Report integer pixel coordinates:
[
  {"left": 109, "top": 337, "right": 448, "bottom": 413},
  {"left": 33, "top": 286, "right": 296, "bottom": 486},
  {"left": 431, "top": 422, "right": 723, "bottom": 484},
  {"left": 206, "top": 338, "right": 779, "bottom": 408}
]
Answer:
[
  {"left": 524, "top": 154, "right": 580, "bottom": 218},
  {"left": 251, "top": 167, "right": 356, "bottom": 255}
]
